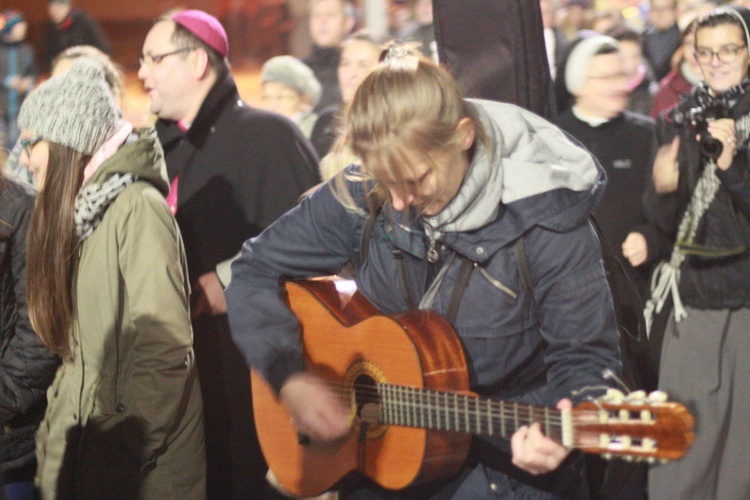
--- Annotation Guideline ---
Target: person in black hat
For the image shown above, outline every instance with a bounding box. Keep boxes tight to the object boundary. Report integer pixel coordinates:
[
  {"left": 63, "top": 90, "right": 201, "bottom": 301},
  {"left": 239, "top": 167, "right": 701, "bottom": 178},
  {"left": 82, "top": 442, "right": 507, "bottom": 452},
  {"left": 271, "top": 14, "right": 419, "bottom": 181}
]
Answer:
[{"left": 43, "top": 0, "right": 110, "bottom": 72}]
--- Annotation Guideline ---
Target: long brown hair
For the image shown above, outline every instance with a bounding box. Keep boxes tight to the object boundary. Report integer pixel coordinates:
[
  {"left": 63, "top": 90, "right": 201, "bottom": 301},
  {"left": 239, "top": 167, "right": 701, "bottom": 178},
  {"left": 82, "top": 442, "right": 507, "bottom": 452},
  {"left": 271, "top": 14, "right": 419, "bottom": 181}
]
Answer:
[{"left": 27, "top": 143, "right": 89, "bottom": 359}]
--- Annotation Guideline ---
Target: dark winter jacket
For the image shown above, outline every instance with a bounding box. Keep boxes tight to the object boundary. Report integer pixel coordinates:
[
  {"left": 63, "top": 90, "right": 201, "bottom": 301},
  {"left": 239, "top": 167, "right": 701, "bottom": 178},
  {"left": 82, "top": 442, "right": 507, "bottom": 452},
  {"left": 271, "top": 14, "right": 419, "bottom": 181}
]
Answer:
[
  {"left": 303, "top": 45, "right": 341, "bottom": 113},
  {"left": 643, "top": 23, "right": 680, "bottom": 82},
  {"left": 155, "top": 71, "right": 320, "bottom": 283},
  {"left": 648, "top": 85, "right": 750, "bottom": 309},
  {"left": 555, "top": 109, "right": 665, "bottom": 299},
  {"left": 226, "top": 99, "right": 621, "bottom": 498},
  {"left": 0, "top": 176, "right": 59, "bottom": 472},
  {"left": 43, "top": 9, "right": 111, "bottom": 70}
]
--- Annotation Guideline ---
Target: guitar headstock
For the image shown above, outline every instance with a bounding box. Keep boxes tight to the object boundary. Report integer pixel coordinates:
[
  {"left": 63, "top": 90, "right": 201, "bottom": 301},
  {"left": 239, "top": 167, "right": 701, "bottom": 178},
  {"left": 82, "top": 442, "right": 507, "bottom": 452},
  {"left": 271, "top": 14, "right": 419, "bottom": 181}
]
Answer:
[{"left": 570, "top": 389, "right": 694, "bottom": 463}]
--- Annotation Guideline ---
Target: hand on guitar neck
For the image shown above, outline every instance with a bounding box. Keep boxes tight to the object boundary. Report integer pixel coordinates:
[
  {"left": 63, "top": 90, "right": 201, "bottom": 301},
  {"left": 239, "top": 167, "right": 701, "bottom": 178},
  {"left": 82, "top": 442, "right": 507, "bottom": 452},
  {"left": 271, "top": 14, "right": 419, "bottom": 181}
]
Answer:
[
  {"left": 281, "top": 371, "right": 573, "bottom": 476},
  {"left": 280, "top": 372, "right": 351, "bottom": 443},
  {"left": 511, "top": 398, "right": 573, "bottom": 475}
]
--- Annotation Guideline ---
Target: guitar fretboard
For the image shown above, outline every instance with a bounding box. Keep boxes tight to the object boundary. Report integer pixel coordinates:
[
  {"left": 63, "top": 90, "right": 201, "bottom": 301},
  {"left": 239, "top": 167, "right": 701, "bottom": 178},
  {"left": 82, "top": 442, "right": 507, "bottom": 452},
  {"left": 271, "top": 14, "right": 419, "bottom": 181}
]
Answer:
[{"left": 378, "top": 383, "right": 568, "bottom": 443}]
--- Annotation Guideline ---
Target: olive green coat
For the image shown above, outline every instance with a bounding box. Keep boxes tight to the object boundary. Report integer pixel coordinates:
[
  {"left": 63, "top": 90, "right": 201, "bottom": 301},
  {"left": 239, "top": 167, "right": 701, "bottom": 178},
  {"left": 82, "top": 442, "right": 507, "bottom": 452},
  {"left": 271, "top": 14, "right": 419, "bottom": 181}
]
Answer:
[{"left": 35, "top": 129, "right": 206, "bottom": 499}]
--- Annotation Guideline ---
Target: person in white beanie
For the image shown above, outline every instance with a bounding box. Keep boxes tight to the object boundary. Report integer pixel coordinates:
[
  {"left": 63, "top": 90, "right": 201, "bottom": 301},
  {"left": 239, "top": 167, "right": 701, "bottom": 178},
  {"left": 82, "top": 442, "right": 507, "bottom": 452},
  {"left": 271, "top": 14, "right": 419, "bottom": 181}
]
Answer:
[{"left": 18, "top": 57, "right": 205, "bottom": 498}]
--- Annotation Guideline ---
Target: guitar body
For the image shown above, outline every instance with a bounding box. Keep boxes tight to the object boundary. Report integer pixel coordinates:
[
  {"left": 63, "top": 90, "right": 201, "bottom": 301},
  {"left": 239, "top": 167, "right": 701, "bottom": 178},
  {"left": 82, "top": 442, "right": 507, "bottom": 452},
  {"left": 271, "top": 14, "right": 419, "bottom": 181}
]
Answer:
[{"left": 251, "top": 280, "right": 472, "bottom": 497}]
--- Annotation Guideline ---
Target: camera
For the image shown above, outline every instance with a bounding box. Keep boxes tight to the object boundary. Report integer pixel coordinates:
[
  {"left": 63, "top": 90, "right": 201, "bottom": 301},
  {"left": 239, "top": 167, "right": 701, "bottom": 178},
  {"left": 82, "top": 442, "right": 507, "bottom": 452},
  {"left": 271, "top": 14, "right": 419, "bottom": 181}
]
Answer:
[{"left": 672, "top": 100, "right": 732, "bottom": 160}]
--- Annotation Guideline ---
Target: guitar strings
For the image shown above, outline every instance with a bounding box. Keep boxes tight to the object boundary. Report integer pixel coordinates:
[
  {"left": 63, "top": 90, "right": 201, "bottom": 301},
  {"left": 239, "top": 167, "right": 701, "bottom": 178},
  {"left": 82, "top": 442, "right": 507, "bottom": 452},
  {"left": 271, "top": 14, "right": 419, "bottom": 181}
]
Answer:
[
  {"left": 307, "top": 379, "right": 662, "bottom": 428},
  {"left": 306, "top": 379, "right": 636, "bottom": 426}
]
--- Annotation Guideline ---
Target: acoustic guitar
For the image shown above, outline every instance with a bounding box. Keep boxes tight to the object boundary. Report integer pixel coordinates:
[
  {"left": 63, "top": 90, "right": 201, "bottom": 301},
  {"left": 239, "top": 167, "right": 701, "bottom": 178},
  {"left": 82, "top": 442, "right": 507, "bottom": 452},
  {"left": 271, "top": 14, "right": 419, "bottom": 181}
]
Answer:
[{"left": 251, "top": 279, "right": 694, "bottom": 497}]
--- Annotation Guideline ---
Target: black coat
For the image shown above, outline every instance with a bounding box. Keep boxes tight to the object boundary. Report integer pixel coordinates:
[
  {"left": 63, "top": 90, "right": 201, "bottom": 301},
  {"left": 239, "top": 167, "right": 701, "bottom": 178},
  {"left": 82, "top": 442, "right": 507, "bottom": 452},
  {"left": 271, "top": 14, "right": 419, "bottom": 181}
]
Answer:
[
  {"left": 555, "top": 110, "right": 665, "bottom": 299},
  {"left": 43, "top": 9, "right": 111, "bottom": 70},
  {"left": 0, "top": 176, "right": 59, "bottom": 472},
  {"left": 155, "top": 72, "right": 320, "bottom": 283},
  {"left": 303, "top": 46, "right": 341, "bottom": 114}
]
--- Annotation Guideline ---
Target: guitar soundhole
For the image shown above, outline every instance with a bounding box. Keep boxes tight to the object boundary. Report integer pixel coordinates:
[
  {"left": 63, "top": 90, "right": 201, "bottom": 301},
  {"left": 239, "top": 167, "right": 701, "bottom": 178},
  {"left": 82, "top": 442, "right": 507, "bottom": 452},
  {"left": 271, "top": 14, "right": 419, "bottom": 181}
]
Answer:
[
  {"left": 343, "top": 360, "right": 388, "bottom": 440},
  {"left": 354, "top": 374, "right": 380, "bottom": 421}
]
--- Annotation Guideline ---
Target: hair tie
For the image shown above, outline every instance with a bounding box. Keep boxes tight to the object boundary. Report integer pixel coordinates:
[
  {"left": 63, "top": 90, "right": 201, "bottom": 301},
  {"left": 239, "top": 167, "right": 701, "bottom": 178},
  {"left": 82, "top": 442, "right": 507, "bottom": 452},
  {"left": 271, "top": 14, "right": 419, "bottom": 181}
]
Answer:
[{"left": 381, "top": 45, "right": 420, "bottom": 71}]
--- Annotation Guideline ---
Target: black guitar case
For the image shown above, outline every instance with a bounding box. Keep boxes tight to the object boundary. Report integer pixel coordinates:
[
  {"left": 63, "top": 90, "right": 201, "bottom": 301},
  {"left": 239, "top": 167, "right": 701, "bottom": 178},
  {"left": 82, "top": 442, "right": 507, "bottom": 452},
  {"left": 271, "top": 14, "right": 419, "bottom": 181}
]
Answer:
[{"left": 432, "top": 0, "right": 552, "bottom": 117}]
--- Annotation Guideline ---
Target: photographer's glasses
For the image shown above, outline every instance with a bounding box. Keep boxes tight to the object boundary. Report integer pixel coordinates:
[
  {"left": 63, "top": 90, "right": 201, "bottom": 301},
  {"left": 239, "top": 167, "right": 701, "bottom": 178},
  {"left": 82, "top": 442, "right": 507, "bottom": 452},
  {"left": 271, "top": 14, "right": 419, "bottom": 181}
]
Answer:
[{"left": 695, "top": 44, "right": 747, "bottom": 65}]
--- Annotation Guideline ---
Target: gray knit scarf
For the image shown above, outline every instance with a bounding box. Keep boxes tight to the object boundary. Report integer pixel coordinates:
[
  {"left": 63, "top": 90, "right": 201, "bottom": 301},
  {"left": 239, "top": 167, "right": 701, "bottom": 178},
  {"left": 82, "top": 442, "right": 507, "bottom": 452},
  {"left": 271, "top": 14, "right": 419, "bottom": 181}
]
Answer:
[
  {"left": 74, "top": 173, "right": 136, "bottom": 241},
  {"left": 645, "top": 96, "right": 750, "bottom": 332}
]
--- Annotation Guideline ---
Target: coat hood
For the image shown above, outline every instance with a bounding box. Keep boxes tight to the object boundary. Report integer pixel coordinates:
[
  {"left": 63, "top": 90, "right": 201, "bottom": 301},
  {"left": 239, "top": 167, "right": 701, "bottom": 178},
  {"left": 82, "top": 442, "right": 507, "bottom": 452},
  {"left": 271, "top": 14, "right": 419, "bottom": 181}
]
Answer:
[
  {"left": 465, "top": 99, "right": 605, "bottom": 239},
  {"left": 350, "top": 99, "right": 606, "bottom": 262},
  {"left": 86, "top": 127, "right": 169, "bottom": 197}
]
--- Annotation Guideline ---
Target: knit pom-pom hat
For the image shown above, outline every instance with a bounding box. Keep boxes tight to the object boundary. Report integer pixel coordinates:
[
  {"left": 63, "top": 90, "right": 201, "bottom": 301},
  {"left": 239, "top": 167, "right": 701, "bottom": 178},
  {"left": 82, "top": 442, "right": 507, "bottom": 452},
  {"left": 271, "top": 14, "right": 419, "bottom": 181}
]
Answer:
[{"left": 18, "top": 57, "right": 118, "bottom": 156}]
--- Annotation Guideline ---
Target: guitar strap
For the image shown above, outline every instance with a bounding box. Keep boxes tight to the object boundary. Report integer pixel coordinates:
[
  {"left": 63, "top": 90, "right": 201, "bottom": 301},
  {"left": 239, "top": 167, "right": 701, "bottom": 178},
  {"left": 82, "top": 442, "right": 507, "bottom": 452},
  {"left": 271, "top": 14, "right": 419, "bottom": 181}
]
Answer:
[{"left": 360, "top": 211, "right": 474, "bottom": 325}]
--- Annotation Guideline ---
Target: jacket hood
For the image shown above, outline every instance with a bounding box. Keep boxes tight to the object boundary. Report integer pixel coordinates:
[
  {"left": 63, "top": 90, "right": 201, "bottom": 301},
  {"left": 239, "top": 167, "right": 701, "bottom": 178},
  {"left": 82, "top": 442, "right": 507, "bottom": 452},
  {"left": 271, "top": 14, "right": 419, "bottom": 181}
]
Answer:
[
  {"left": 470, "top": 99, "right": 604, "bottom": 228},
  {"left": 86, "top": 128, "right": 169, "bottom": 196},
  {"left": 353, "top": 99, "right": 606, "bottom": 263}
]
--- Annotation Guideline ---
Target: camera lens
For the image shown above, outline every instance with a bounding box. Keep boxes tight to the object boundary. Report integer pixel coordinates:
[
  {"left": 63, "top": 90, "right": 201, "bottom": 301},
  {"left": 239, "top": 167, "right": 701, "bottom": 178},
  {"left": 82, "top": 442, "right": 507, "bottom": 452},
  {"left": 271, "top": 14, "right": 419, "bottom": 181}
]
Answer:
[{"left": 700, "top": 135, "right": 724, "bottom": 160}]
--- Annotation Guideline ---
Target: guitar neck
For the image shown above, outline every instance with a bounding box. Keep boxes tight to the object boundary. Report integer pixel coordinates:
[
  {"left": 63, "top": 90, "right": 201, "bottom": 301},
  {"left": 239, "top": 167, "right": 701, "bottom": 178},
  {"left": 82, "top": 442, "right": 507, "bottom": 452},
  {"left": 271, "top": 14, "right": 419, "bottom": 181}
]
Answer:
[{"left": 378, "top": 383, "right": 568, "bottom": 444}]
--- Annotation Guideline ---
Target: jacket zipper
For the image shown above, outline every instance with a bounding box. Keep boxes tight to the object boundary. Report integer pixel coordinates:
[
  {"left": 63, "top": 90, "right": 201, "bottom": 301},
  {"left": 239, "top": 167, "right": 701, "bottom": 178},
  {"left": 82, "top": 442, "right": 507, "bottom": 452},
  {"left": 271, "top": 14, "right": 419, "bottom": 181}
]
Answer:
[{"left": 474, "top": 263, "right": 518, "bottom": 299}]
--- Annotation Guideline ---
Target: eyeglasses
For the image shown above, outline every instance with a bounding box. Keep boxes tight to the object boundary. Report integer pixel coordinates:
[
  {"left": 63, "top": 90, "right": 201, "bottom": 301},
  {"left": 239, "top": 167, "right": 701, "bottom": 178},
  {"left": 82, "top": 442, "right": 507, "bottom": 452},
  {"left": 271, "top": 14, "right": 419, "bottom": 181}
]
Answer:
[
  {"left": 21, "top": 136, "right": 43, "bottom": 158},
  {"left": 139, "top": 48, "right": 193, "bottom": 67},
  {"left": 695, "top": 45, "right": 747, "bottom": 65}
]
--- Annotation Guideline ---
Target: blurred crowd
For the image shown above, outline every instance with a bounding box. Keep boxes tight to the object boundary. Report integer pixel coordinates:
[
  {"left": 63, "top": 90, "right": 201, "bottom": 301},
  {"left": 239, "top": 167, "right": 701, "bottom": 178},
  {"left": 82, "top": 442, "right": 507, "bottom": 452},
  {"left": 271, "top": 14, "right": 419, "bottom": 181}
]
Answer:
[{"left": 2, "top": 0, "right": 750, "bottom": 499}]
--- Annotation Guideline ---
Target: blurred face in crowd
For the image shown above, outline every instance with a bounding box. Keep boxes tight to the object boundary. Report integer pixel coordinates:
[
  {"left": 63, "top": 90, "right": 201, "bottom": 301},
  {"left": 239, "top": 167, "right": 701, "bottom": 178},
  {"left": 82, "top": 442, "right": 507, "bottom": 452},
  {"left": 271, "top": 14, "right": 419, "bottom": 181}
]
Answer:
[
  {"left": 388, "top": 0, "right": 412, "bottom": 33},
  {"left": 2, "top": 20, "right": 28, "bottom": 42},
  {"left": 261, "top": 82, "right": 307, "bottom": 118},
  {"left": 48, "top": 1, "right": 71, "bottom": 24},
  {"left": 18, "top": 133, "right": 50, "bottom": 190},
  {"left": 310, "top": 0, "right": 352, "bottom": 48},
  {"left": 338, "top": 39, "right": 381, "bottom": 104},
  {"left": 575, "top": 51, "right": 629, "bottom": 119},
  {"left": 618, "top": 39, "right": 645, "bottom": 81},
  {"left": 695, "top": 23, "right": 749, "bottom": 94},
  {"left": 565, "top": 5, "right": 587, "bottom": 31},
  {"left": 138, "top": 21, "right": 199, "bottom": 122},
  {"left": 649, "top": 0, "right": 677, "bottom": 31},
  {"left": 540, "top": 0, "right": 556, "bottom": 30},
  {"left": 412, "top": 0, "right": 433, "bottom": 26}
]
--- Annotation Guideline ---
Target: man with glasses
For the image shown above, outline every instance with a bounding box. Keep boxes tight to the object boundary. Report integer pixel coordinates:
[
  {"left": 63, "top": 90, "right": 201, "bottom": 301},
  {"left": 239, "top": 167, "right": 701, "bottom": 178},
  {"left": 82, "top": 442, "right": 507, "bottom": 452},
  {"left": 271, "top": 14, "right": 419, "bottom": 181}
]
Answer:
[{"left": 138, "top": 10, "right": 319, "bottom": 498}]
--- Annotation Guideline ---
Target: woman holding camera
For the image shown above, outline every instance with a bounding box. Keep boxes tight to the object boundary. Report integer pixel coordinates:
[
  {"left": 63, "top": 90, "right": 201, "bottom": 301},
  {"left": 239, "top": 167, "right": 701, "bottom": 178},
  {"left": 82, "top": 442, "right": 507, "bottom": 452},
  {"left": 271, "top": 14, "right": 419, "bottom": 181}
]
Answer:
[{"left": 646, "top": 6, "right": 750, "bottom": 499}]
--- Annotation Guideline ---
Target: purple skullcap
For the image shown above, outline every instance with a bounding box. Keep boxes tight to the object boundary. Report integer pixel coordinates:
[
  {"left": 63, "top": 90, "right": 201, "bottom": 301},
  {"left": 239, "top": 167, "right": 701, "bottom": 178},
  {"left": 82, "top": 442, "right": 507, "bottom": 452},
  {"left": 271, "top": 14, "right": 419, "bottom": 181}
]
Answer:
[{"left": 172, "top": 9, "right": 229, "bottom": 58}]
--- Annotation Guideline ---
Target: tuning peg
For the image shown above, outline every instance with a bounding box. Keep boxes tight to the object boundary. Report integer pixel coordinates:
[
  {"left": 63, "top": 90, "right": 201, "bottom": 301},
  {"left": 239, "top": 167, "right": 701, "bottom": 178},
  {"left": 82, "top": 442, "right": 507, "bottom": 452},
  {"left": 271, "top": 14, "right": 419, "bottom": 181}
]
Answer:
[
  {"left": 624, "top": 455, "right": 634, "bottom": 462},
  {"left": 605, "top": 388, "right": 624, "bottom": 404},
  {"left": 660, "top": 459, "right": 669, "bottom": 464},
  {"left": 603, "top": 453, "right": 613, "bottom": 460},
  {"left": 647, "top": 457, "right": 656, "bottom": 464},
  {"left": 625, "top": 390, "right": 646, "bottom": 402},
  {"left": 647, "top": 391, "right": 669, "bottom": 403}
]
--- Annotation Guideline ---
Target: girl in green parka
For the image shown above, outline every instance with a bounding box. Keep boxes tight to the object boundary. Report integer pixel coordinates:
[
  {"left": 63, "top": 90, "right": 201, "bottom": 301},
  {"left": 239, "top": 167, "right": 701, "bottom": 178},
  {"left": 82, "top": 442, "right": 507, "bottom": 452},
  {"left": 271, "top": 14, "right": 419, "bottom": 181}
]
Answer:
[{"left": 18, "top": 57, "right": 206, "bottom": 499}]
